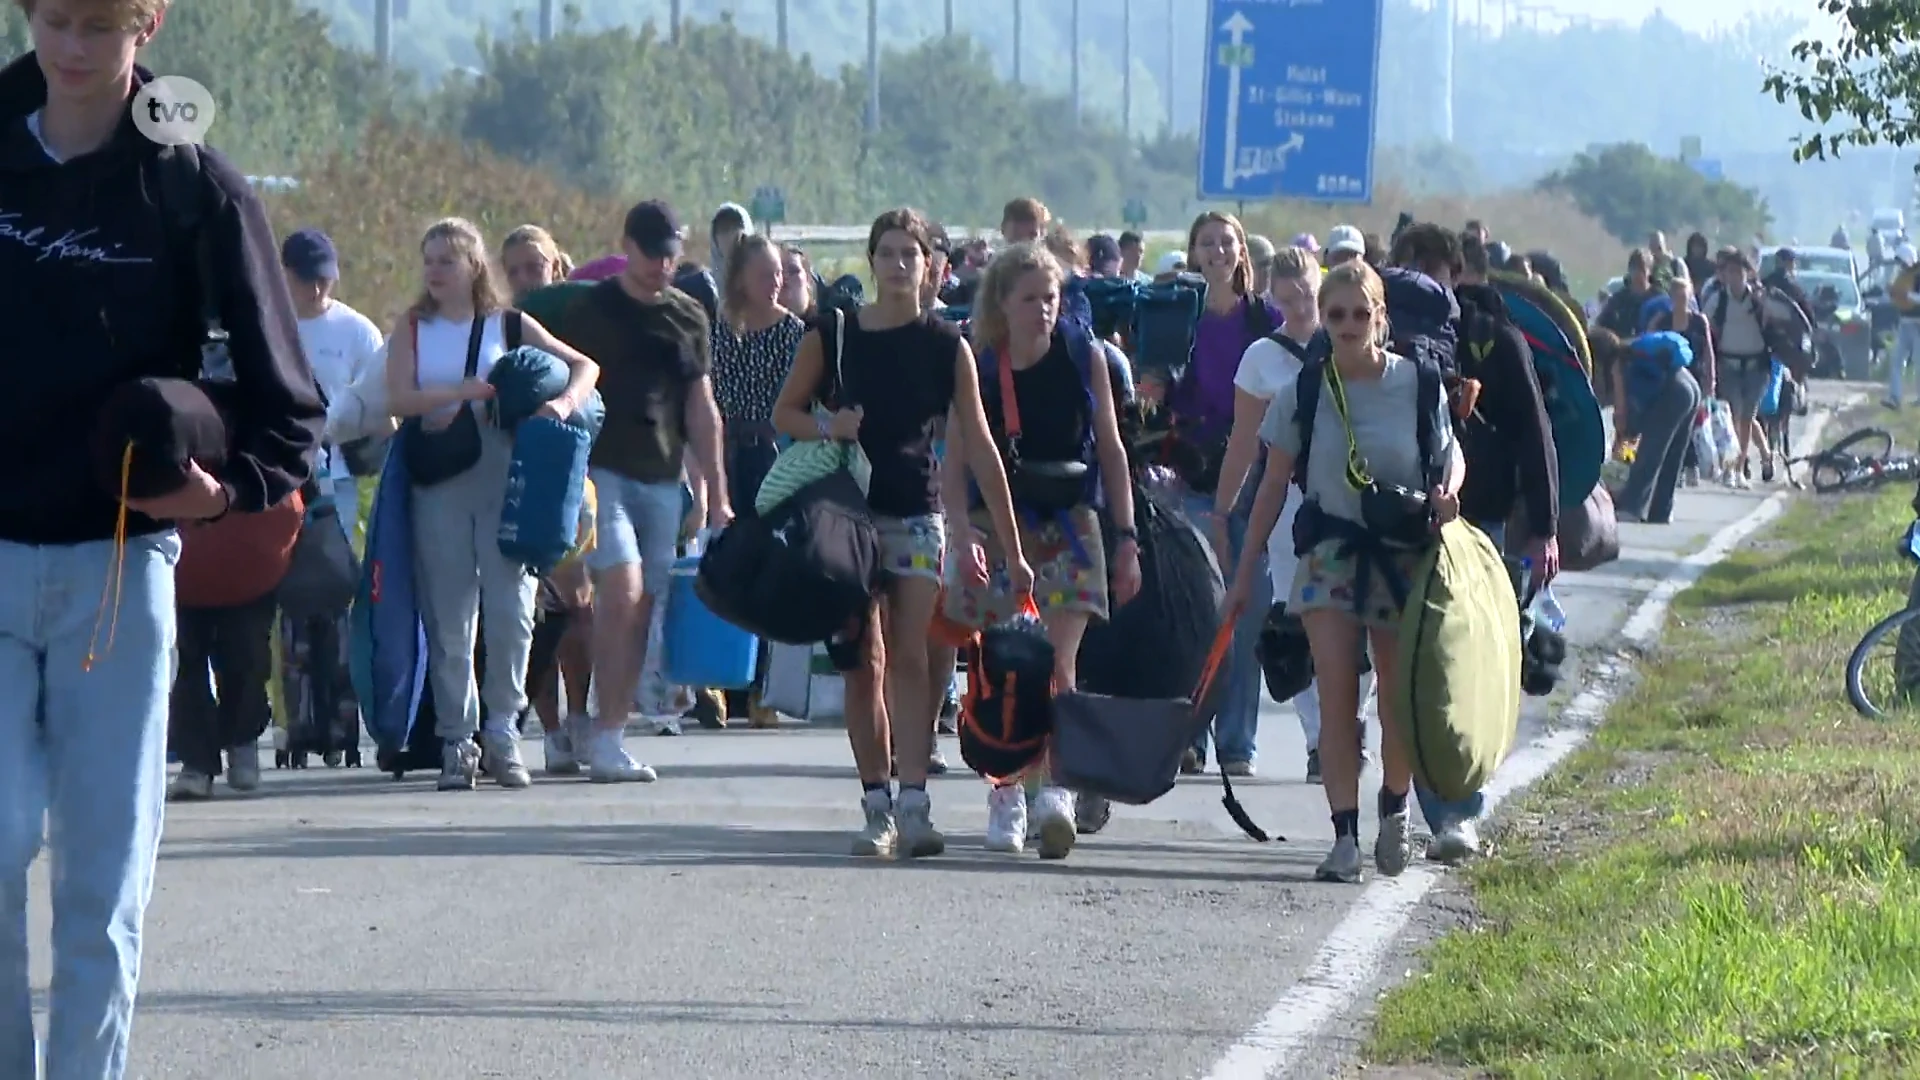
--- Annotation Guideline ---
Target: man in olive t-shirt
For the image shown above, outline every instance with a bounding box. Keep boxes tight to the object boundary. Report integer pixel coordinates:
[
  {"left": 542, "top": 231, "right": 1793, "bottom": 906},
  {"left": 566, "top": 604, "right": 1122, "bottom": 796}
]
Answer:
[{"left": 539, "top": 200, "right": 731, "bottom": 783}]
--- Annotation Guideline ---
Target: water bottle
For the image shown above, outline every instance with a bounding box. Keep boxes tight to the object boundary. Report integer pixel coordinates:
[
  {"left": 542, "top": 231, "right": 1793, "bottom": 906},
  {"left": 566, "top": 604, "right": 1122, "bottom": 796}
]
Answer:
[{"left": 1519, "top": 558, "right": 1568, "bottom": 635}]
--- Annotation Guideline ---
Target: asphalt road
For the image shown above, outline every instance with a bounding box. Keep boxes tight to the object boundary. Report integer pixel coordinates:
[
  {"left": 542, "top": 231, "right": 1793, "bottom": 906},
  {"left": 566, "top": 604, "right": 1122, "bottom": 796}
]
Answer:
[{"left": 34, "top": 383, "right": 1861, "bottom": 1080}]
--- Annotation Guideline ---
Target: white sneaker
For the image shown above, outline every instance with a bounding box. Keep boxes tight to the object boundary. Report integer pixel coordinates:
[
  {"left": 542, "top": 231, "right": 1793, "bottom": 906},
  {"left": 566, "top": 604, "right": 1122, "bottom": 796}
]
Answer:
[
  {"left": 168, "top": 769, "right": 214, "bottom": 801},
  {"left": 985, "top": 785, "right": 1028, "bottom": 853},
  {"left": 895, "top": 787, "right": 945, "bottom": 858},
  {"left": 1033, "top": 786, "right": 1077, "bottom": 860},
  {"left": 586, "top": 728, "right": 657, "bottom": 783},
  {"left": 225, "top": 743, "right": 260, "bottom": 792},
  {"left": 852, "top": 789, "right": 896, "bottom": 857},
  {"left": 543, "top": 729, "right": 580, "bottom": 776},
  {"left": 479, "top": 730, "right": 532, "bottom": 789},
  {"left": 1427, "top": 818, "right": 1482, "bottom": 865},
  {"left": 437, "top": 739, "right": 481, "bottom": 791}
]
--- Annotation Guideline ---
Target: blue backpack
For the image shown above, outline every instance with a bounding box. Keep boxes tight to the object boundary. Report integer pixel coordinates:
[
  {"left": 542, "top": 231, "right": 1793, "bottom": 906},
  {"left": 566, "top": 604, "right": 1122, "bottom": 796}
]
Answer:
[
  {"left": 1626, "top": 331, "right": 1693, "bottom": 415},
  {"left": 498, "top": 417, "right": 593, "bottom": 576},
  {"left": 1129, "top": 272, "right": 1208, "bottom": 383}
]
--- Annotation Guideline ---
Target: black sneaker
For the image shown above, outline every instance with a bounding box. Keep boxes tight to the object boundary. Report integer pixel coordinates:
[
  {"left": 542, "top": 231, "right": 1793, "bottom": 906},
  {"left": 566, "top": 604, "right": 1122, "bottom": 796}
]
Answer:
[{"left": 1305, "top": 748, "right": 1323, "bottom": 783}]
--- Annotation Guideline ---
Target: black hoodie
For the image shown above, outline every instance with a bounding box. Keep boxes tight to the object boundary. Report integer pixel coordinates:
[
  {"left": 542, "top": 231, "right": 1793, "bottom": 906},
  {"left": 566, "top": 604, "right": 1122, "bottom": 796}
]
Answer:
[
  {"left": 0, "top": 56, "right": 322, "bottom": 545},
  {"left": 1453, "top": 282, "right": 1559, "bottom": 541}
]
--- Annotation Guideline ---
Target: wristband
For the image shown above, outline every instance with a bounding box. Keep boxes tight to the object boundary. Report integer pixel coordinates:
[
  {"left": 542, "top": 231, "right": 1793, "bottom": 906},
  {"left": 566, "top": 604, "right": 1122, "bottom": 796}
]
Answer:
[
  {"left": 815, "top": 415, "right": 831, "bottom": 441},
  {"left": 1114, "top": 527, "right": 1139, "bottom": 544}
]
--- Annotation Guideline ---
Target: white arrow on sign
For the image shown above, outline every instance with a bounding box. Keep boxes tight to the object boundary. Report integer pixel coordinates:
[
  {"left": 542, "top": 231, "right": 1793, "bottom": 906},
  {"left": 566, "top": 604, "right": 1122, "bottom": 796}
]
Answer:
[{"left": 1219, "top": 10, "right": 1253, "bottom": 193}]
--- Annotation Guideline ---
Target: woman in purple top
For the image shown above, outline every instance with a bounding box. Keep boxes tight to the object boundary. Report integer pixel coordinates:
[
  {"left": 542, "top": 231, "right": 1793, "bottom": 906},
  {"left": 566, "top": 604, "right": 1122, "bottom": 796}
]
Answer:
[{"left": 1151, "top": 211, "right": 1283, "bottom": 777}]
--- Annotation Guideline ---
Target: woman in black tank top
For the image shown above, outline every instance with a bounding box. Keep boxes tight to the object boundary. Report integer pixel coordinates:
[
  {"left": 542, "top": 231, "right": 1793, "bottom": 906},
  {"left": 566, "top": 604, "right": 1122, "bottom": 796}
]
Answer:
[
  {"left": 772, "top": 208, "right": 1032, "bottom": 861},
  {"left": 942, "top": 242, "right": 1142, "bottom": 860}
]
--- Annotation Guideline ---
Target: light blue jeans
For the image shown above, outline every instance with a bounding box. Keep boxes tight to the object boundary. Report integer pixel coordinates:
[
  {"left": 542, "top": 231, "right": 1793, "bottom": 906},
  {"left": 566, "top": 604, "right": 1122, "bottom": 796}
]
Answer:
[
  {"left": 0, "top": 531, "right": 181, "bottom": 1080},
  {"left": 1186, "top": 492, "right": 1269, "bottom": 766},
  {"left": 1414, "top": 519, "right": 1500, "bottom": 831},
  {"left": 1890, "top": 319, "right": 1920, "bottom": 404}
]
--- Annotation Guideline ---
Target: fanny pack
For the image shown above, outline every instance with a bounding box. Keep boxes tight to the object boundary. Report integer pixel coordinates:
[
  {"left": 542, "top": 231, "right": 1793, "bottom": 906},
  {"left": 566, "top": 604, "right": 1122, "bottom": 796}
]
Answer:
[{"left": 994, "top": 346, "right": 1089, "bottom": 512}]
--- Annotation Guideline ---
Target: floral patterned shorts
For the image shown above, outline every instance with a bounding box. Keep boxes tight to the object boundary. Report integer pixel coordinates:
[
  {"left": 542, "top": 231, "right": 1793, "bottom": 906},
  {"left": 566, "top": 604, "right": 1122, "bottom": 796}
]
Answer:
[
  {"left": 943, "top": 506, "right": 1109, "bottom": 628},
  {"left": 876, "top": 513, "right": 947, "bottom": 582},
  {"left": 1289, "top": 538, "right": 1427, "bottom": 630}
]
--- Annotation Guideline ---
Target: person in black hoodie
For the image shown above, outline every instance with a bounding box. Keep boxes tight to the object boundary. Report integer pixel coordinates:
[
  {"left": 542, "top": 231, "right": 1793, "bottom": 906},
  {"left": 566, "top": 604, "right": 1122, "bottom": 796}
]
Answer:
[
  {"left": 0, "top": 14, "right": 322, "bottom": 1077},
  {"left": 1390, "top": 225, "right": 1559, "bottom": 864}
]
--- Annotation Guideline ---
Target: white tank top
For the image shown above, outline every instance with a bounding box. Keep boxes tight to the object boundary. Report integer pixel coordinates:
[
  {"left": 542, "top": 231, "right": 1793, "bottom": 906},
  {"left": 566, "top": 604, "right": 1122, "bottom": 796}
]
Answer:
[{"left": 413, "top": 311, "right": 507, "bottom": 422}]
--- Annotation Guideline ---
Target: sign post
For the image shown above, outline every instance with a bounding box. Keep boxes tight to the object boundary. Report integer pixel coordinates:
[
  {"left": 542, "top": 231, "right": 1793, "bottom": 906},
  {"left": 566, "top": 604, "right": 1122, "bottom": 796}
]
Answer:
[
  {"left": 1122, "top": 197, "right": 1149, "bottom": 229},
  {"left": 750, "top": 185, "right": 787, "bottom": 232},
  {"left": 1197, "top": 0, "right": 1383, "bottom": 205}
]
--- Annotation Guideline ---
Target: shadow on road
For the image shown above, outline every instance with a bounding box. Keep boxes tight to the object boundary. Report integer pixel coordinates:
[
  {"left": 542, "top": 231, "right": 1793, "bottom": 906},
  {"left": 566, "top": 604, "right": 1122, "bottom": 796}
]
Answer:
[{"left": 157, "top": 821, "right": 1324, "bottom": 883}]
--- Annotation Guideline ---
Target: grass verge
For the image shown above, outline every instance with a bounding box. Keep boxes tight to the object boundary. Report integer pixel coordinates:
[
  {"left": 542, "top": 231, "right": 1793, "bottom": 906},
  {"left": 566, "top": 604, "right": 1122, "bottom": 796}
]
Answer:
[{"left": 1366, "top": 411, "right": 1920, "bottom": 1078}]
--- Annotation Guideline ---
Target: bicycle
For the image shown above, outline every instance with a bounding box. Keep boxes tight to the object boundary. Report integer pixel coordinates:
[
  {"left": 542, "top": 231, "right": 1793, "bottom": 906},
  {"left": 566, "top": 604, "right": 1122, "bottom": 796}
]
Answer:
[
  {"left": 1786, "top": 426, "right": 1920, "bottom": 494},
  {"left": 1844, "top": 519, "right": 1920, "bottom": 719}
]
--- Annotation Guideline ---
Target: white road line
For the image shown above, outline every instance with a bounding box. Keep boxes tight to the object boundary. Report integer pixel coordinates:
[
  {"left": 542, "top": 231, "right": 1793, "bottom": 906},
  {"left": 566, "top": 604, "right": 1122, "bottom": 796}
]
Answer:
[{"left": 1201, "top": 402, "right": 1849, "bottom": 1080}]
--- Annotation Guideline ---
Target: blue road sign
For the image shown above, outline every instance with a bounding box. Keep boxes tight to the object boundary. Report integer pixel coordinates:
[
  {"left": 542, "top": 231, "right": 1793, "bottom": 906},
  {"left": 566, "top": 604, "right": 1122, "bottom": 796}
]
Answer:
[
  {"left": 1197, "top": 0, "right": 1384, "bottom": 204},
  {"left": 1691, "top": 158, "right": 1724, "bottom": 181}
]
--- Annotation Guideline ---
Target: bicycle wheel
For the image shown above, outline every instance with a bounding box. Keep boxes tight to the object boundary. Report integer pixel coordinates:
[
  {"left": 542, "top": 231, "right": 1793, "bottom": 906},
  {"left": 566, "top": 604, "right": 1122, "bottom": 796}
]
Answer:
[
  {"left": 1828, "top": 426, "right": 1895, "bottom": 464},
  {"left": 1810, "top": 454, "right": 1861, "bottom": 494},
  {"left": 1846, "top": 604, "right": 1920, "bottom": 719}
]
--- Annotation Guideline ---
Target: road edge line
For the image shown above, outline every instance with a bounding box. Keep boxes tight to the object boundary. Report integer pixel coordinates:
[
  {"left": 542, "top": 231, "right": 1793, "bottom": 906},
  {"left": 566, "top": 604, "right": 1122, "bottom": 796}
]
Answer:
[{"left": 1199, "top": 399, "right": 1853, "bottom": 1080}]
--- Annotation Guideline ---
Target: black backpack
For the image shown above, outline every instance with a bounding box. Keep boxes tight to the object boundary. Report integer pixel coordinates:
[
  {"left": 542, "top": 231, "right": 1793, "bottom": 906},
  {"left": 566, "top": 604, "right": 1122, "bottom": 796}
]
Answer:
[{"left": 958, "top": 607, "right": 1056, "bottom": 783}]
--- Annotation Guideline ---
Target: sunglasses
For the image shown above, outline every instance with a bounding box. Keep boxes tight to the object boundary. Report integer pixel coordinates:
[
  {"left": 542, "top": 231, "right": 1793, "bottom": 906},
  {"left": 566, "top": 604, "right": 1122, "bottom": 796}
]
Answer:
[{"left": 1323, "top": 305, "right": 1373, "bottom": 325}]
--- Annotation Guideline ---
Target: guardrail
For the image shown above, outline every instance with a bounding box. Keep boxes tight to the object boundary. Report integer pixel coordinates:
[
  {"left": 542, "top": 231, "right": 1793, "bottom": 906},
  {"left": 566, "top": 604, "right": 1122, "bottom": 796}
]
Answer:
[{"left": 765, "top": 224, "right": 1191, "bottom": 246}]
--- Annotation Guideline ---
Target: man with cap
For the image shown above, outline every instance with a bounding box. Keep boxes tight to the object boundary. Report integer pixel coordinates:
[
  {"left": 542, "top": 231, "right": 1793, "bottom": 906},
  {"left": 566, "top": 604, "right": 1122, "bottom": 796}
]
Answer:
[
  {"left": 283, "top": 227, "right": 384, "bottom": 543},
  {"left": 536, "top": 199, "right": 731, "bottom": 783},
  {"left": 0, "top": 11, "right": 325, "bottom": 1075},
  {"left": 1324, "top": 224, "right": 1366, "bottom": 268}
]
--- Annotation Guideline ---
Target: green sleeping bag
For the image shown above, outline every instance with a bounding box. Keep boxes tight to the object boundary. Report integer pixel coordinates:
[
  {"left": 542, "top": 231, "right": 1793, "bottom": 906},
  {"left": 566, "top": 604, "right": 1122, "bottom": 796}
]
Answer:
[{"left": 1390, "top": 519, "right": 1523, "bottom": 801}]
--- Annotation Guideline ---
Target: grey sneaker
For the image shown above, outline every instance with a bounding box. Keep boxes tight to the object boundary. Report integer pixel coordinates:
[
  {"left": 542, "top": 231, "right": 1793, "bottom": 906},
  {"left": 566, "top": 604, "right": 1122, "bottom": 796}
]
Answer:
[
  {"left": 1221, "top": 760, "right": 1254, "bottom": 777},
  {"left": 1314, "top": 835, "right": 1363, "bottom": 883},
  {"left": 169, "top": 769, "right": 214, "bottom": 801},
  {"left": 895, "top": 787, "right": 946, "bottom": 859},
  {"left": 437, "top": 739, "right": 480, "bottom": 791},
  {"left": 654, "top": 716, "right": 683, "bottom": 737},
  {"left": 480, "top": 730, "right": 532, "bottom": 789},
  {"left": 1374, "top": 811, "right": 1412, "bottom": 877},
  {"left": 543, "top": 729, "right": 580, "bottom": 776},
  {"left": 1074, "top": 790, "right": 1112, "bottom": 835},
  {"left": 852, "top": 789, "right": 897, "bottom": 857},
  {"left": 1304, "top": 749, "right": 1323, "bottom": 784},
  {"left": 1426, "top": 818, "right": 1482, "bottom": 865},
  {"left": 225, "top": 743, "right": 261, "bottom": 792}
]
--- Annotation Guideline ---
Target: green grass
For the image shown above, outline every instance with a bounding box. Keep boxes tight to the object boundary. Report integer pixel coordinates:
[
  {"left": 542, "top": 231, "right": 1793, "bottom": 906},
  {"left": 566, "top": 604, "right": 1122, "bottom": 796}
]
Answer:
[{"left": 1366, "top": 413, "right": 1920, "bottom": 1079}]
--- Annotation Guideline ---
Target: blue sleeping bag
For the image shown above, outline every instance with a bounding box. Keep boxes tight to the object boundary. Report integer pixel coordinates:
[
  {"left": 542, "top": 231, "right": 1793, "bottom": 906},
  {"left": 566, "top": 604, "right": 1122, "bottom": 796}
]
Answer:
[
  {"left": 1626, "top": 331, "right": 1694, "bottom": 418},
  {"left": 348, "top": 444, "right": 430, "bottom": 764},
  {"left": 488, "top": 345, "right": 606, "bottom": 440},
  {"left": 499, "top": 417, "right": 592, "bottom": 576}
]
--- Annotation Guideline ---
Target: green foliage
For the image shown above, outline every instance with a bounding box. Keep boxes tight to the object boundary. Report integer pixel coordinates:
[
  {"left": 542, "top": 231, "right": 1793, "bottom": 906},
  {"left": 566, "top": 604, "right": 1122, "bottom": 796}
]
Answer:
[
  {"left": 457, "top": 18, "right": 1195, "bottom": 226},
  {"left": 1538, "top": 143, "right": 1773, "bottom": 248},
  {"left": 1762, "top": 0, "right": 1920, "bottom": 164}
]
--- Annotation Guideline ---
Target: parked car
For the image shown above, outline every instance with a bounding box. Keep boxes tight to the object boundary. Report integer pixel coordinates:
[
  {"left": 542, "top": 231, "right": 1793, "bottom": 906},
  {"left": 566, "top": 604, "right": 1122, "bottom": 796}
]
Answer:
[
  {"left": 1803, "top": 270, "right": 1874, "bottom": 380},
  {"left": 1760, "top": 244, "right": 1862, "bottom": 283}
]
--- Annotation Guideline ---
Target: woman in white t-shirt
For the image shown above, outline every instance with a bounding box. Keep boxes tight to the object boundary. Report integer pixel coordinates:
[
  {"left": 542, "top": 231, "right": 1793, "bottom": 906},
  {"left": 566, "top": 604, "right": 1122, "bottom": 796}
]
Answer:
[
  {"left": 1211, "top": 246, "right": 1374, "bottom": 784},
  {"left": 383, "top": 218, "right": 600, "bottom": 793},
  {"left": 280, "top": 228, "right": 385, "bottom": 543}
]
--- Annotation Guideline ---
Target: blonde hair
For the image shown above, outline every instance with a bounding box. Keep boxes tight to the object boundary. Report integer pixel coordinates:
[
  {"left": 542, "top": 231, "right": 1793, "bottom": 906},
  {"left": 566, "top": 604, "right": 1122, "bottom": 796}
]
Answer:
[
  {"left": 1043, "top": 224, "right": 1081, "bottom": 269},
  {"left": 1269, "top": 245, "right": 1323, "bottom": 289},
  {"left": 721, "top": 233, "right": 782, "bottom": 331},
  {"left": 501, "top": 224, "right": 574, "bottom": 281},
  {"left": 17, "top": 0, "right": 167, "bottom": 27},
  {"left": 413, "top": 218, "right": 510, "bottom": 319},
  {"left": 970, "top": 242, "right": 1064, "bottom": 350},
  {"left": 1186, "top": 211, "right": 1254, "bottom": 297},
  {"left": 1318, "top": 260, "right": 1388, "bottom": 348}
]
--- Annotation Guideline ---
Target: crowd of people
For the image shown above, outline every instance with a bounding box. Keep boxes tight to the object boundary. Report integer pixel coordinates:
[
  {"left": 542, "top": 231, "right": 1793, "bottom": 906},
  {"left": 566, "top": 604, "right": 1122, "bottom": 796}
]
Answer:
[{"left": 0, "top": 0, "right": 1826, "bottom": 1072}]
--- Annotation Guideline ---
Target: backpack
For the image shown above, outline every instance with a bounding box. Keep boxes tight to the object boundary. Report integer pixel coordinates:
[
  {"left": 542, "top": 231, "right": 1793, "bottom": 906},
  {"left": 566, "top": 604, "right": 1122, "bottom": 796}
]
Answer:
[
  {"left": 1710, "top": 283, "right": 1813, "bottom": 367},
  {"left": 1625, "top": 331, "right": 1693, "bottom": 415},
  {"left": 957, "top": 603, "right": 1057, "bottom": 784},
  {"left": 1128, "top": 272, "right": 1207, "bottom": 382},
  {"left": 1084, "top": 276, "right": 1142, "bottom": 341}
]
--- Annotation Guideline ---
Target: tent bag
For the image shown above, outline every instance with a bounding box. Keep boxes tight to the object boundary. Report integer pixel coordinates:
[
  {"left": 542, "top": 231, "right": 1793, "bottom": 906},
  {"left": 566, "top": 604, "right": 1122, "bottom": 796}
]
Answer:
[
  {"left": 1052, "top": 626, "right": 1232, "bottom": 805},
  {"left": 499, "top": 416, "right": 591, "bottom": 576},
  {"left": 1389, "top": 519, "right": 1524, "bottom": 802}
]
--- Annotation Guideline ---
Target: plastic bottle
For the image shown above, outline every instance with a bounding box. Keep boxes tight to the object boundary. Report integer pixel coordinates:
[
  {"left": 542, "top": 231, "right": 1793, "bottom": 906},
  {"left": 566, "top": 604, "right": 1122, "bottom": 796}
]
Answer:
[{"left": 1519, "top": 558, "right": 1568, "bottom": 634}]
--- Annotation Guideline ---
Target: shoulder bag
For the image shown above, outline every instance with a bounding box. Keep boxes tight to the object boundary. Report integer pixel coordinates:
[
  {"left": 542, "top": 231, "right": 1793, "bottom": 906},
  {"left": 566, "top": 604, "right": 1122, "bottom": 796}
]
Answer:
[
  {"left": 753, "top": 308, "right": 874, "bottom": 515},
  {"left": 403, "top": 314, "right": 488, "bottom": 487}
]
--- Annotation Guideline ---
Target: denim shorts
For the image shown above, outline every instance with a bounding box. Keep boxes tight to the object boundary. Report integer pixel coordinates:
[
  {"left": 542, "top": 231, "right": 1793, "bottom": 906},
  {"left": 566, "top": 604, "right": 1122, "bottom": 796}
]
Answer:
[{"left": 586, "top": 468, "right": 682, "bottom": 594}]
